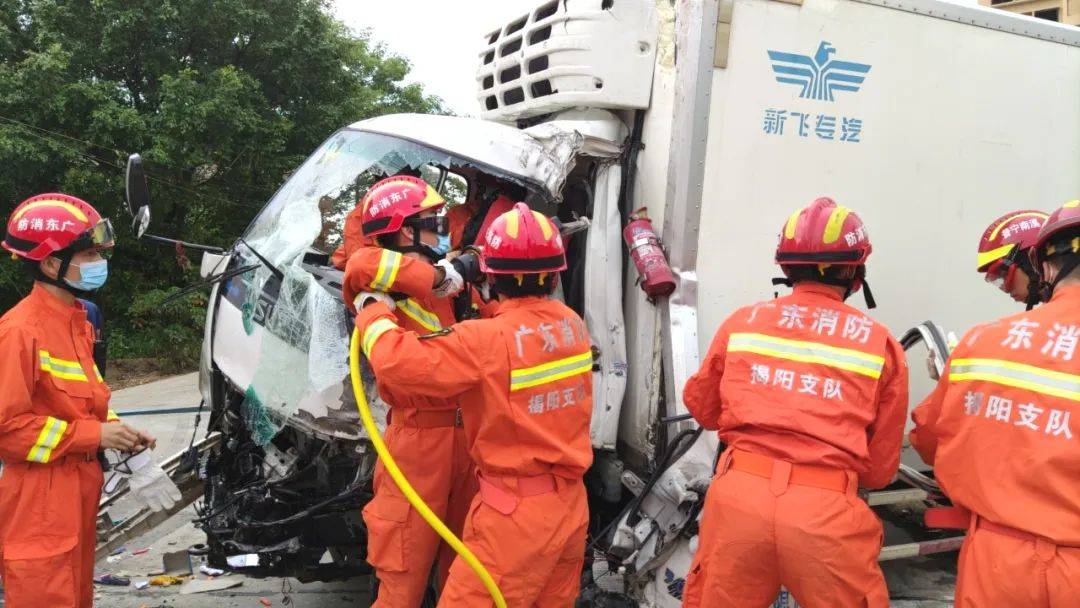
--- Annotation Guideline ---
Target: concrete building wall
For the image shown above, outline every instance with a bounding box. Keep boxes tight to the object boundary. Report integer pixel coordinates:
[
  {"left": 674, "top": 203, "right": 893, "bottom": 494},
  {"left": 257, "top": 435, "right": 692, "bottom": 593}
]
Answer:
[{"left": 979, "top": 0, "right": 1080, "bottom": 25}]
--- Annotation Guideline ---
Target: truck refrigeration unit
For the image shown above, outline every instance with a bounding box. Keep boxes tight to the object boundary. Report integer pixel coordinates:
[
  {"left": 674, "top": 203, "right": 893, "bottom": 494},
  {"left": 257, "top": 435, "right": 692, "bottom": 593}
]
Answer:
[{"left": 118, "top": 0, "right": 1079, "bottom": 605}]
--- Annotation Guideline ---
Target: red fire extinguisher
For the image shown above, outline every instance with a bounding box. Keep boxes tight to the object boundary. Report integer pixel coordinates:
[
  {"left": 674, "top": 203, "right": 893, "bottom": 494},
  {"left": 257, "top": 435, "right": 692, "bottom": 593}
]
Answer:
[{"left": 624, "top": 207, "right": 676, "bottom": 298}]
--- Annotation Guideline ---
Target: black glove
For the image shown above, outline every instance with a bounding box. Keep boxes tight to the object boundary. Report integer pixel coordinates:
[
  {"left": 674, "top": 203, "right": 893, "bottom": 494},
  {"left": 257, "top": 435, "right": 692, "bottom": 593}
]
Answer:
[{"left": 451, "top": 251, "right": 483, "bottom": 284}]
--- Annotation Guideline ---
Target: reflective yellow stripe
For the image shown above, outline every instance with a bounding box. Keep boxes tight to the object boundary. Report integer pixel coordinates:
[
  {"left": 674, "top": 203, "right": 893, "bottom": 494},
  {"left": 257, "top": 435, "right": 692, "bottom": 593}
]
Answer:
[
  {"left": 977, "top": 243, "right": 1015, "bottom": 270},
  {"left": 505, "top": 211, "right": 520, "bottom": 239},
  {"left": 94, "top": 364, "right": 104, "bottom": 382},
  {"left": 13, "top": 199, "right": 88, "bottom": 223},
  {"left": 26, "top": 416, "right": 68, "bottom": 463},
  {"left": 107, "top": 410, "right": 120, "bottom": 422},
  {"left": 398, "top": 298, "right": 442, "bottom": 333},
  {"left": 532, "top": 211, "right": 553, "bottom": 239},
  {"left": 39, "top": 350, "right": 89, "bottom": 382},
  {"left": 783, "top": 210, "right": 801, "bottom": 239},
  {"left": 420, "top": 184, "right": 444, "bottom": 208},
  {"left": 727, "top": 332, "right": 885, "bottom": 379},
  {"left": 362, "top": 318, "right": 399, "bottom": 359},
  {"left": 949, "top": 358, "right": 1080, "bottom": 402},
  {"left": 370, "top": 250, "right": 402, "bottom": 292},
  {"left": 510, "top": 351, "right": 593, "bottom": 391},
  {"left": 821, "top": 205, "right": 851, "bottom": 244}
]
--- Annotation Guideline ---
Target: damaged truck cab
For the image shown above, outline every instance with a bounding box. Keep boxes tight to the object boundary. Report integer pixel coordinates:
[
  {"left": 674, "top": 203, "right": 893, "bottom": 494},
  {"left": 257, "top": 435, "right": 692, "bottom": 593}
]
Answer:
[
  {"left": 186, "top": 0, "right": 1080, "bottom": 604},
  {"left": 194, "top": 114, "right": 614, "bottom": 581}
]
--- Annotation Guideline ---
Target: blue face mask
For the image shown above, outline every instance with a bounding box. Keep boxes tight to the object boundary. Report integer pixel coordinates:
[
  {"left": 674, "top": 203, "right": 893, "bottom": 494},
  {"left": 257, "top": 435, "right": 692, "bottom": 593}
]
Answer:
[
  {"left": 431, "top": 233, "right": 451, "bottom": 257},
  {"left": 66, "top": 259, "right": 109, "bottom": 291}
]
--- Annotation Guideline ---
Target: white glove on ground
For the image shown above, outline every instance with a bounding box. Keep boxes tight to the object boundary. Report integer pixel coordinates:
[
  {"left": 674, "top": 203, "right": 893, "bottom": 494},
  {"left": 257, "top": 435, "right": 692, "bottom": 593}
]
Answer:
[
  {"left": 126, "top": 449, "right": 182, "bottom": 512},
  {"left": 353, "top": 291, "right": 396, "bottom": 312},
  {"left": 433, "top": 259, "right": 465, "bottom": 298}
]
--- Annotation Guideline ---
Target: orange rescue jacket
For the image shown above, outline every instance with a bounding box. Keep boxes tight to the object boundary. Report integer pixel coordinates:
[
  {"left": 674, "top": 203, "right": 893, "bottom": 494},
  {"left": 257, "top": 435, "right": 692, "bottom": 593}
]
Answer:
[
  {"left": 910, "top": 284, "right": 1080, "bottom": 544},
  {"left": 0, "top": 285, "right": 111, "bottom": 557},
  {"left": 683, "top": 283, "right": 908, "bottom": 489},
  {"left": 343, "top": 247, "right": 497, "bottom": 413},
  {"left": 355, "top": 296, "right": 594, "bottom": 479}
]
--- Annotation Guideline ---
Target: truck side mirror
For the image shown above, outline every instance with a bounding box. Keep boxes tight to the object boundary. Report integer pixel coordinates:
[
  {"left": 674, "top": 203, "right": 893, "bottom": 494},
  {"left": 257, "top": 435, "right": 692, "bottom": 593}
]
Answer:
[
  {"left": 133, "top": 205, "right": 150, "bottom": 239},
  {"left": 125, "top": 153, "right": 151, "bottom": 238}
]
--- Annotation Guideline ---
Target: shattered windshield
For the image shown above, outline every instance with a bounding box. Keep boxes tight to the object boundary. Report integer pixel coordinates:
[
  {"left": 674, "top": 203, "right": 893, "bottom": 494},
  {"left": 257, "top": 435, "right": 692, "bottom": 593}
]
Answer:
[
  {"left": 243, "top": 129, "right": 528, "bottom": 266},
  {"left": 230, "top": 129, "right": 537, "bottom": 441}
]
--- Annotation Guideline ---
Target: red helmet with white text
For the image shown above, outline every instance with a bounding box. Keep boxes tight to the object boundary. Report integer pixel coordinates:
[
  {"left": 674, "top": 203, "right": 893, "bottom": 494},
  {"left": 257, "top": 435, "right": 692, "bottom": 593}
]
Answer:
[
  {"left": 774, "top": 197, "right": 876, "bottom": 307},
  {"left": 4, "top": 193, "right": 114, "bottom": 261},
  {"left": 479, "top": 202, "right": 566, "bottom": 274}
]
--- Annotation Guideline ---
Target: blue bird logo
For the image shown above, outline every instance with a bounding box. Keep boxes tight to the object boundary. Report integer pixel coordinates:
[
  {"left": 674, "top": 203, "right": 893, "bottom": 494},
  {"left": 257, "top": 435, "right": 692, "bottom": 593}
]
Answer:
[{"left": 767, "top": 41, "right": 871, "bottom": 101}]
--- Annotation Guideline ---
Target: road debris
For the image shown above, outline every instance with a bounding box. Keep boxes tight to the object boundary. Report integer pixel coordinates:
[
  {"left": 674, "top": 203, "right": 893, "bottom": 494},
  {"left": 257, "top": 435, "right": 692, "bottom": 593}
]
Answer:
[
  {"left": 94, "top": 573, "right": 131, "bottom": 586},
  {"left": 179, "top": 578, "right": 243, "bottom": 595},
  {"left": 134, "top": 581, "right": 150, "bottom": 590},
  {"left": 227, "top": 553, "right": 259, "bottom": 568},
  {"left": 162, "top": 550, "right": 193, "bottom": 576},
  {"left": 199, "top": 564, "right": 225, "bottom": 577},
  {"left": 148, "top": 575, "right": 186, "bottom": 587}
]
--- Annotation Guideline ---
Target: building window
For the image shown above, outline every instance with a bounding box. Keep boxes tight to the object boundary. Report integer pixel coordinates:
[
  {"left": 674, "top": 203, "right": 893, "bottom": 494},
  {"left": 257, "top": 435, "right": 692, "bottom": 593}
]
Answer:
[
  {"left": 990, "top": 0, "right": 1011, "bottom": 5},
  {"left": 1031, "top": 8, "right": 1060, "bottom": 21}
]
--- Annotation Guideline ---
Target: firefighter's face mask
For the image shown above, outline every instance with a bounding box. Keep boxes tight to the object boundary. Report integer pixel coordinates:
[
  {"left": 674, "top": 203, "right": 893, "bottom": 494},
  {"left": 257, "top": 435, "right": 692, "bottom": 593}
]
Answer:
[{"left": 66, "top": 258, "right": 109, "bottom": 291}]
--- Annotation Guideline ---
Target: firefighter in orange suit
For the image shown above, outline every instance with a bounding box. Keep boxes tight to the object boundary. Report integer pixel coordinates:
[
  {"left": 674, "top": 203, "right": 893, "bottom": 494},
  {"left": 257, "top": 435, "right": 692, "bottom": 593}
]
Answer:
[
  {"left": 350, "top": 202, "right": 593, "bottom": 607},
  {"left": 681, "top": 197, "right": 909, "bottom": 608},
  {"left": 445, "top": 176, "right": 519, "bottom": 251},
  {"left": 341, "top": 175, "right": 489, "bottom": 606},
  {"left": 0, "top": 193, "right": 175, "bottom": 607},
  {"left": 909, "top": 199, "right": 1080, "bottom": 607},
  {"left": 331, "top": 200, "right": 375, "bottom": 270}
]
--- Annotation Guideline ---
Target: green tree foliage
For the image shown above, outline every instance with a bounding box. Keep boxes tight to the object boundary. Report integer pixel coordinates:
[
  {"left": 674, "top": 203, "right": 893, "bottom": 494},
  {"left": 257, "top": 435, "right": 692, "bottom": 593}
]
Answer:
[{"left": 0, "top": 0, "right": 443, "bottom": 369}]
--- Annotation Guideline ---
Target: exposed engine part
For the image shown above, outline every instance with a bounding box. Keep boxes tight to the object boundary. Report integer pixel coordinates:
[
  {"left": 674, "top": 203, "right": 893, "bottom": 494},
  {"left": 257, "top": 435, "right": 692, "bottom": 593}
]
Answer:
[
  {"left": 198, "top": 383, "right": 374, "bottom": 582},
  {"left": 262, "top": 442, "right": 301, "bottom": 482}
]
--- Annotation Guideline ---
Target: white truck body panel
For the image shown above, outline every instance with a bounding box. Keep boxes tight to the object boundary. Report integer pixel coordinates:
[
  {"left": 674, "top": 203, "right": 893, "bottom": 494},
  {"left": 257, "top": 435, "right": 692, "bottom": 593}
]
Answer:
[
  {"left": 621, "top": 0, "right": 1080, "bottom": 463},
  {"left": 694, "top": 0, "right": 1080, "bottom": 368}
]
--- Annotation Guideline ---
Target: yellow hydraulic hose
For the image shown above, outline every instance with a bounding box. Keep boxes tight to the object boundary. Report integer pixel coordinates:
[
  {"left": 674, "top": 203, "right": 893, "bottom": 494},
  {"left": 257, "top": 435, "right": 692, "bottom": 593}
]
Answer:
[{"left": 349, "top": 326, "right": 507, "bottom": 608}]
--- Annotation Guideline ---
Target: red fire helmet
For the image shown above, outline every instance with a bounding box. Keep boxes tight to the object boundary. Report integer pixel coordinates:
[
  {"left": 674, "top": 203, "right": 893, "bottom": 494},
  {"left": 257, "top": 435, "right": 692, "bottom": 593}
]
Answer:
[
  {"left": 479, "top": 202, "right": 566, "bottom": 274},
  {"left": 1031, "top": 199, "right": 1080, "bottom": 269},
  {"left": 359, "top": 175, "right": 445, "bottom": 238},
  {"left": 3, "top": 193, "right": 114, "bottom": 262},
  {"left": 775, "top": 197, "right": 871, "bottom": 268},
  {"left": 976, "top": 210, "right": 1048, "bottom": 273}
]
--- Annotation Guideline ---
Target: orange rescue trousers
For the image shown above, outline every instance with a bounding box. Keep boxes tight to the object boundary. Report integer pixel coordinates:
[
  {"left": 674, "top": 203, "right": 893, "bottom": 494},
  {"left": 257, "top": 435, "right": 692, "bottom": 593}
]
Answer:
[
  {"left": 363, "top": 411, "right": 476, "bottom": 607},
  {"left": 437, "top": 474, "right": 588, "bottom": 607},
  {"left": 954, "top": 517, "right": 1080, "bottom": 608},
  {"left": 0, "top": 456, "right": 102, "bottom": 608},
  {"left": 683, "top": 450, "right": 888, "bottom": 608}
]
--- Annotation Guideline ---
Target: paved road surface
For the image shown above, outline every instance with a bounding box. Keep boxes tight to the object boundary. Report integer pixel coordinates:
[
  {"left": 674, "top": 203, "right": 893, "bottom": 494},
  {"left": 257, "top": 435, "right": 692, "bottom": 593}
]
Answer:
[{"left": 7, "top": 373, "right": 952, "bottom": 607}]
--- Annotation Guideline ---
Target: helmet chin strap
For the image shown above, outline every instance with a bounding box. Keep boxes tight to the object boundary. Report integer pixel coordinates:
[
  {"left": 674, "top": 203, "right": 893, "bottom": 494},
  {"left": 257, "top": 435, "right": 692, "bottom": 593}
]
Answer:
[
  {"left": 772, "top": 266, "right": 876, "bottom": 308},
  {"left": 33, "top": 254, "right": 92, "bottom": 298},
  {"left": 1024, "top": 268, "right": 1044, "bottom": 310},
  {"left": 381, "top": 228, "right": 445, "bottom": 262},
  {"left": 1043, "top": 255, "right": 1080, "bottom": 301},
  {"left": 399, "top": 228, "right": 444, "bottom": 261}
]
